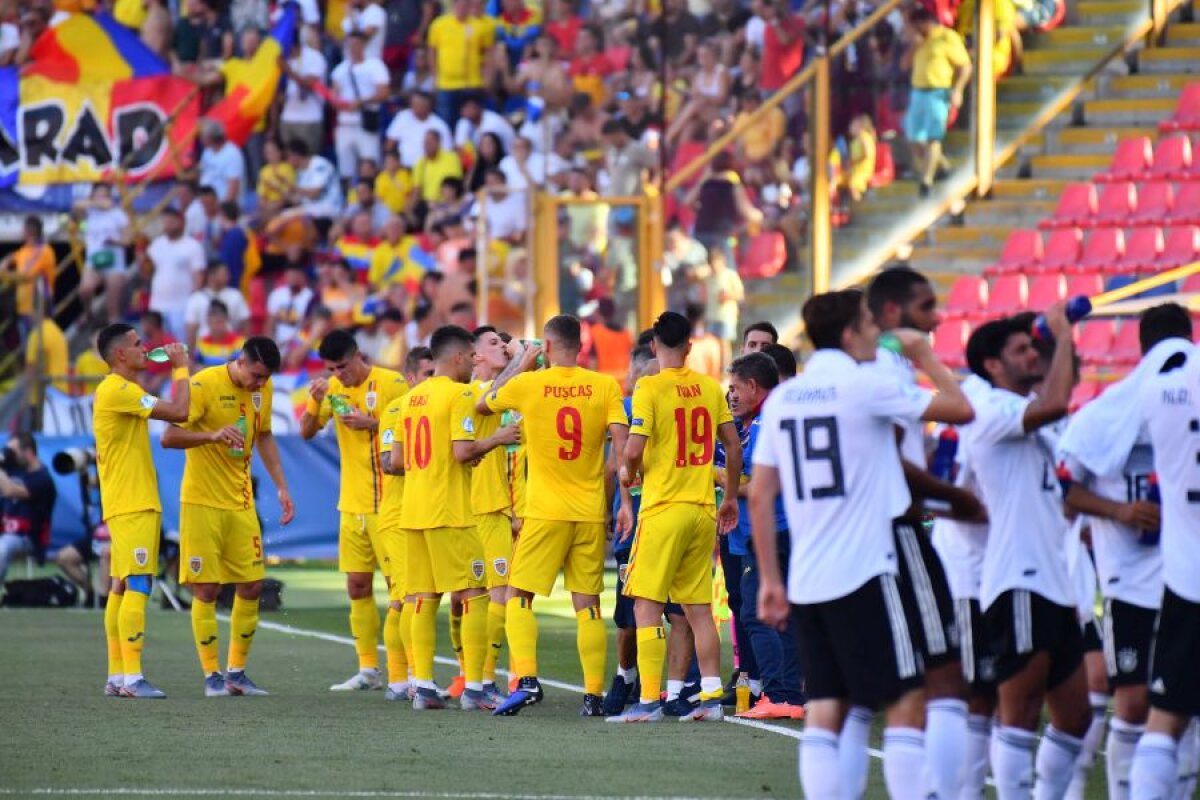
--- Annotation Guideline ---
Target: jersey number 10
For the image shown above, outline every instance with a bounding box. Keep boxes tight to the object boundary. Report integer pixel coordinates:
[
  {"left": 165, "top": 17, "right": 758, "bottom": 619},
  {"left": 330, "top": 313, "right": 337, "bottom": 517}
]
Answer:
[{"left": 403, "top": 416, "right": 432, "bottom": 470}]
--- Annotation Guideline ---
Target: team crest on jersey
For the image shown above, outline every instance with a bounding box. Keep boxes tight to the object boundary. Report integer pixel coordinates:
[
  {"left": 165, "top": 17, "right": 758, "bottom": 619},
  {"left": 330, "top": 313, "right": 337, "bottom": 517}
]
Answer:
[
  {"left": 365, "top": 391, "right": 378, "bottom": 411},
  {"left": 189, "top": 557, "right": 203, "bottom": 575},
  {"left": 251, "top": 392, "right": 262, "bottom": 412},
  {"left": 493, "top": 558, "right": 508, "bottom": 577},
  {"left": 1118, "top": 647, "right": 1138, "bottom": 673},
  {"left": 133, "top": 548, "right": 149, "bottom": 567},
  {"left": 471, "top": 560, "right": 485, "bottom": 580}
]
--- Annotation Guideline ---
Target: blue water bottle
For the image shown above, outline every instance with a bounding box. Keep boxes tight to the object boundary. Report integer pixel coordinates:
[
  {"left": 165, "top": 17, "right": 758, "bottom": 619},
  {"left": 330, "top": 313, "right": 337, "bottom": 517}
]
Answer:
[
  {"left": 929, "top": 428, "right": 958, "bottom": 483},
  {"left": 1140, "top": 472, "right": 1162, "bottom": 546},
  {"left": 1033, "top": 295, "right": 1092, "bottom": 341}
]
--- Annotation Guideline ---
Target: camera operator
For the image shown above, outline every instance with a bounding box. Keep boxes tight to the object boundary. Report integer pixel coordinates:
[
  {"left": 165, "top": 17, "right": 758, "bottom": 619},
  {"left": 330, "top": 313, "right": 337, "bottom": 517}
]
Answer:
[{"left": 0, "top": 434, "right": 57, "bottom": 586}]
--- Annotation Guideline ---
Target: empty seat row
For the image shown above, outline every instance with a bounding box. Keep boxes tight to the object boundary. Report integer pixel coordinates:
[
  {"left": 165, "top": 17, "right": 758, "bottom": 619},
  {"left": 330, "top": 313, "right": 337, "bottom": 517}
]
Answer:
[
  {"left": 984, "top": 226, "right": 1200, "bottom": 277},
  {"left": 945, "top": 269, "right": 1182, "bottom": 319},
  {"left": 1096, "top": 135, "right": 1198, "bottom": 183},
  {"left": 1040, "top": 181, "right": 1200, "bottom": 230},
  {"left": 1160, "top": 82, "right": 1200, "bottom": 133}
]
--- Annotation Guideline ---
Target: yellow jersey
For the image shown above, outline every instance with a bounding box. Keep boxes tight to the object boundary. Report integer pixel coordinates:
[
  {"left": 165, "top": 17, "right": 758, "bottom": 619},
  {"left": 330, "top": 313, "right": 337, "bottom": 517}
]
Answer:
[
  {"left": 374, "top": 168, "right": 412, "bottom": 214},
  {"left": 178, "top": 365, "right": 273, "bottom": 511},
  {"left": 629, "top": 367, "right": 733, "bottom": 518},
  {"left": 468, "top": 380, "right": 510, "bottom": 517},
  {"left": 378, "top": 396, "right": 405, "bottom": 527},
  {"left": 911, "top": 26, "right": 970, "bottom": 90},
  {"left": 427, "top": 13, "right": 495, "bottom": 91},
  {"left": 93, "top": 373, "right": 161, "bottom": 520},
  {"left": 485, "top": 366, "right": 625, "bottom": 523},
  {"left": 314, "top": 366, "right": 410, "bottom": 514},
  {"left": 396, "top": 376, "right": 477, "bottom": 530}
]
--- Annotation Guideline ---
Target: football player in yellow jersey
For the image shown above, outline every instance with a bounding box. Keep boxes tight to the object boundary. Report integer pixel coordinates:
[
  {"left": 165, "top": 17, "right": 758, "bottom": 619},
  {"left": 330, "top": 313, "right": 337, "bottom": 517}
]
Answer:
[
  {"left": 161, "top": 337, "right": 293, "bottom": 697},
  {"left": 611, "top": 311, "right": 742, "bottom": 723},
  {"left": 481, "top": 314, "right": 630, "bottom": 717},
  {"left": 93, "top": 324, "right": 192, "bottom": 699},
  {"left": 392, "top": 325, "right": 519, "bottom": 711},
  {"left": 375, "top": 346, "right": 435, "bottom": 702},
  {"left": 299, "top": 329, "right": 410, "bottom": 691}
]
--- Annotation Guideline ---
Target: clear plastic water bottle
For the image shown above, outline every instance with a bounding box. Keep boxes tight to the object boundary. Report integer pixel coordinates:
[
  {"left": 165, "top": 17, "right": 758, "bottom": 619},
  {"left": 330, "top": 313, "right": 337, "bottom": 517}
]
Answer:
[
  {"left": 146, "top": 345, "right": 188, "bottom": 363},
  {"left": 330, "top": 395, "right": 352, "bottom": 416},
  {"left": 1140, "top": 472, "right": 1162, "bottom": 546},
  {"left": 1033, "top": 295, "right": 1092, "bottom": 341},
  {"left": 229, "top": 413, "right": 247, "bottom": 459}
]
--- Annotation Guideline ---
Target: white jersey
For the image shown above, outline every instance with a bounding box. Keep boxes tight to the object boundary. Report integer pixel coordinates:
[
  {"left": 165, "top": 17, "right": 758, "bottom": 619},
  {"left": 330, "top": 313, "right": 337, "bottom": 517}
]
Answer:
[
  {"left": 874, "top": 346, "right": 928, "bottom": 468},
  {"left": 1067, "top": 517, "right": 1098, "bottom": 627},
  {"left": 931, "top": 428, "right": 988, "bottom": 601},
  {"left": 753, "top": 349, "right": 932, "bottom": 604},
  {"left": 963, "top": 386, "right": 1074, "bottom": 609},
  {"left": 1061, "top": 433, "right": 1163, "bottom": 609},
  {"left": 1140, "top": 352, "right": 1200, "bottom": 603}
]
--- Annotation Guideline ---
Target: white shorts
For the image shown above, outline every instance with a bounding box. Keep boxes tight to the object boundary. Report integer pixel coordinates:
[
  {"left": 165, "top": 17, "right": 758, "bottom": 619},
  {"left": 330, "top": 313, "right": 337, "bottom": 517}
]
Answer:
[{"left": 335, "top": 126, "right": 381, "bottom": 179}]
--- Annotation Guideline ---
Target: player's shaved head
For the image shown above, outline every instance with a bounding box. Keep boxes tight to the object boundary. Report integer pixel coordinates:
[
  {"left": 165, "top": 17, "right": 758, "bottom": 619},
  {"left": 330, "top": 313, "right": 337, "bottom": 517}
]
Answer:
[
  {"left": 430, "top": 325, "right": 475, "bottom": 360},
  {"left": 318, "top": 328, "right": 359, "bottom": 362},
  {"left": 405, "top": 346, "right": 433, "bottom": 374},
  {"left": 97, "top": 323, "right": 136, "bottom": 363},
  {"left": 652, "top": 311, "right": 690, "bottom": 350},
  {"left": 544, "top": 314, "right": 582, "bottom": 352}
]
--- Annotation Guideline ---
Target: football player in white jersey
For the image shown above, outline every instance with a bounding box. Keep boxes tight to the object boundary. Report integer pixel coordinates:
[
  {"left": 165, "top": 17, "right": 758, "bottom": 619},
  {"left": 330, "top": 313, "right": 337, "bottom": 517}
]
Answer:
[
  {"left": 749, "top": 289, "right": 974, "bottom": 800},
  {"left": 961, "top": 305, "right": 1092, "bottom": 800},
  {"left": 1131, "top": 306, "right": 1200, "bottom": 800},
  {"left": 867, "top": 267, "right": 984, "bottom": 800}
]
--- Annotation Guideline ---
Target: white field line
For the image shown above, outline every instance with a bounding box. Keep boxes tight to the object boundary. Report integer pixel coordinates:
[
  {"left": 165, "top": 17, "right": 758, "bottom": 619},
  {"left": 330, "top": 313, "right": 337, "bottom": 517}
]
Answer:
[{"left": 0, "top": 790, "right": 744, "bottom": 800}]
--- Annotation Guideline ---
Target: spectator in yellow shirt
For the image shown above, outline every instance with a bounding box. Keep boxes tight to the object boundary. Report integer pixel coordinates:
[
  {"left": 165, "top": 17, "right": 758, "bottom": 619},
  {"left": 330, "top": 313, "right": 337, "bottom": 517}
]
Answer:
[
  {"left": 734, "top": 91, "right": 787, "bottom": 184},
  {"left": 427, "top": 0, "right": 496, "bottom": 124},
  {"left": 257, "top": 138, "right": 297, "bottom": 219},
  {"left": 375, "top": 152, "right": 413, "bottom": 214},
  {"left": 412, "top": 130, "right": 465, "bottom": 204},
  {"left": 72, "top": 347, "right": 109, "bottom": 397},
  {"left": 369, "top": 217, "right": 427, "bottom": 293},
  {"left": 24, "top": 316, "right": 68, "bottom": 398}
]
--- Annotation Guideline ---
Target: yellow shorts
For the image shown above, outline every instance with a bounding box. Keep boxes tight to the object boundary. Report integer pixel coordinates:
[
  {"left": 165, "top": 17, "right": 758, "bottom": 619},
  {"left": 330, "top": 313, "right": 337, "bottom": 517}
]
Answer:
[
  {"left": 405, "top": 527, "right": 485, "bottom": 594},
  {"left": 379, "top": 525, "right": 407, "bottom": 602},
  {"left": 476, "top": 511, "right": 513, "bottom": 589},
  {"left": 338, "top": 512, "right": 383, "bottom": 574},
  {"left": 509, "top": 518, "right": 605, "bottom": 597},
  {"left": 623, "top": 503, "right": 716, "bottom": 605},
  {"left": 179, "top": 504, "right": 265, "bottom": 585},
  {"left": 108, "top": 510, "right": 161, "bottom": 579}
]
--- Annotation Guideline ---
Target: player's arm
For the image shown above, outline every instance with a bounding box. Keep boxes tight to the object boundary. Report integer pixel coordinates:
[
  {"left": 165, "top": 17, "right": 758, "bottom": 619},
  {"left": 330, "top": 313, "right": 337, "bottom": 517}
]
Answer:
[
  {"left": 621, "top": 433, "right": 647, "bottom": 486},
  {"left": 477, "top": 343, "right": 541, "bottom": 415},
  {"left": 901, "top": 457, "right": 986, "bottom": 521},
  {"left": 1022, "top": 302, "right": 1074, "bottom": 433},
  {"left": 147, "top": 344, "right": 191, "bottom": 423},
  {"left": 1064, "top": 481, "right": 1160, "bottom": 531},
  {"left": 161, "top": 425, "right": 244, "bottom": 449},
  {"left": 748, "top": 464, "right": 788, "bottom": 630},
  {"left": 892, "top": 330, "right": 974, "bottom": 425},
  {"left": 715, "top": 420, "right": 742, "bottom": 534},
  {"left": 299, "top": 377, "right": 331, "bottom": 440},
  {"left": 256, "top": 429, "right": 295, "bottom": 525},
  {"left": 0, "top": 469, "right": 29, "bottom": 499},
  {"left": 453, "top": 424, "right": 520, "bottom": 463}
]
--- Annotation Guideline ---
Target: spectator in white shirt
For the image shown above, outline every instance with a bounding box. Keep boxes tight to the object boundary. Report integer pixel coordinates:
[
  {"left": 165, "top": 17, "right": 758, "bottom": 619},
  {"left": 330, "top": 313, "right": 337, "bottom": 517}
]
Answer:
[
  {"left": 280, "top": 39, "right": 328, "bottom": 158},
  {"left": 341, "top": 0, "right": 387, "bottom": 61},
  {"left": 75, "top": 183, "right": 131, "bottom": 326},
  {"left": 185, "top": 186, "right": 223, "bottom": 261},
  {"left": 330, "top": 30, "right": 390, "bottom": 180},
  {"left": 145, "top": 208, "right": 207, "bottom": 340},
  {"left": 481, "top": 169, "right": 528, "bottom": 242},
  {"left": 197, "top": 120, "right": 246, "bottom": 204},
  {"left": 386, "top": 90, "right": 453, "bottom": 169},
  {"left": 454, "top": 95, "right": 516, "bottom": 152},
  {"left": 183, "top": 262, "right": 251, "bottom": 350},
  {"left": 267, "top": 263, "right": 315, "bottom": 347},
  {"left": 286, "top": 138, "right": 344, "bottom": 228}
]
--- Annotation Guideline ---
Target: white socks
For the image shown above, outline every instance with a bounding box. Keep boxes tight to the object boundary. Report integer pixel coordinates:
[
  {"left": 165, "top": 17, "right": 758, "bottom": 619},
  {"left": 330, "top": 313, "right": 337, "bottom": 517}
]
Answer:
[
  {"left": 926, "top": 697, "right": 969, "bottom": 800},
  {"left": 665, "top": 679, "right": 683, "bottom": 702},
  {"left": 963, "top": 713, "right": 993, "bottom": 800},
  {"left": 1131, "top": 732, "right": 1178, "bottom": 800},
  {"left": 1107, "top": 717, "right": 1144, "bottom": 800},
  {"left": 839, "top": 706, "right": 873, "bottom": 799},
  {"left": 1065, "top": 694, "right": 1108, "bottom": 800},
  {"left": 992, "top": 725, "right": 1037, "bottom": 800},
  {"left": 1034, "top": 725, "right": 1084, "bottom": 800},
  {"left": 883, "top": 728, "right": 927, "bottom": 800},
  {"left": 1175, "top": 720, "right": 1200, "bottom": 800},
  {"left": 801, "top": 728, "right": 841, "bottom": 799}
]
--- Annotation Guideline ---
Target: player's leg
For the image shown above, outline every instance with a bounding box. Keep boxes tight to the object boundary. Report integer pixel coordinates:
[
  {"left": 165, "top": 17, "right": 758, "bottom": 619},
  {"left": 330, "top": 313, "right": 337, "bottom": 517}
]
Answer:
[
  {"left": 181, "top": 505, "right": 227, "bottom": 694},
  {"left": 399, "top": 593, "right": 417, "bottom": 695},
  {"left": 960, "top": 599, "right": 999, "bottom": 800},
  {"left": 564, "top": 522, "right": 608, "bottom": 715},
  {"left": 104, "top": 576, "right": 124, "bottom": 696},
  {"left": 1174, "top": 718, "right": 1200, "bottom": 800},
  {"left": 406, "top": 528, "right": 446, "bottom": 709},
  {"left": 1105, "top": 599, "right": 1155, "bottom": 800},
  {"left": 110, "top": 511, "right": 164, "bottom": 698},
  {"left": 670, "top": 507, "right": 724, "bottom": 722},
  {"left": 333, "top": 513, "right": 381, "bottom": 690},
  {"left": 719, "top": 533, "right": 756, "bottom": 702},
  {"left": 1066, "top": 626, "right": 1109, "bottom": 800},
  {"left": 379, "top": 528, "right": 410, "bottom": 700},
  {"left": 448, "top": 597, "right": 466, "bottom": 699},
  {"left": 219, "top": 508, "right": 268, "bottom": 696},
  {"left": 793, "top": 598, "right": 853, "bottom": 798},
  {"left": 738, "top": 535, "right": 805, "bottom": 719},
  {"left": 601, "top": 549, "right": 639, "bottom": 716},
  {"left": 479, "top": 512, "right": 513, "bottom": 702},
  {"left": 440, "top": 527, "right": 490, "bottom": 711},
  {"left": 663, "top": 609, "right": 695, "bottom": 715}
]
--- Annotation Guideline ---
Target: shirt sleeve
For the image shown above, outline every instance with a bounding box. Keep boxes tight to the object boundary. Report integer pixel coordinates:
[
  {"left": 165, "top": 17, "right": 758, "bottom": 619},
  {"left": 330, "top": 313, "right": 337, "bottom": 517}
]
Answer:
[
  {"left": 861, "top": 371, "right": 934, "bottom": 423},
  {"left": 451, "top": 388, "right": 478, "bottom": 442},
  {"left": 971, "top": 391, "right": 1031, "bottom": 446},
  {"left": 484, "top": 373, "right": 526, "bottom": 413},
  {"left": 714, "top": 382, "right": 734, "bottom": 427},
  {"left": 101, "top": 378, "right": 159, "bottom": 419},
  {"left": 628, "top": 378, "right": 653, "bottom": 438},
  {"left": 179, "top": 375, "right": 207, "bottom": 429},
  {"left": 605, "top": 378, "right": 627, "bottom": 427}
]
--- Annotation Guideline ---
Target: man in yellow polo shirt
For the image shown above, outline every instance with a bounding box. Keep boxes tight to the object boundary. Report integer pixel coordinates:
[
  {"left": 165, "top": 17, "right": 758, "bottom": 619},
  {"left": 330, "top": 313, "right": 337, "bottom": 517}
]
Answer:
[
  {"left": 413, "top": 130, "right": 464, "bottom": 205},
  {"left": 903, "top": 5, "right": 972, "bottom": 197},
  {"left": 427, "top": 0, "right": 495, "bottom": 124},
  {"left": 300, "top": 328, "right": 410, "bottom": 691},
  {"left": 92, "top": 324, "right": 191, "bottom": 699}
]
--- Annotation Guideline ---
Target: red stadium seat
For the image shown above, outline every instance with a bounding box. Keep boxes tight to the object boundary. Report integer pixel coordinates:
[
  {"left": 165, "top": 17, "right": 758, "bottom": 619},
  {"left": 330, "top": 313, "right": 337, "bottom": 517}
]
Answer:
[
  {"left": 738, "top": 232, "right": 787, "bottom": 280},
  {"left": 1129, "top": 182, "right": 1173, "bottom": 227},
  {"left": 1159, "top": 226, "right": 1200, "bottom": 268},
  {"left": 1160, "top": 83, "right": 1200, "bottom": 133},
  {"left": 1027, "top": 273, "right": 1065, "bottom": 308},
  {"left": 1110, "top": 322, "right": 1142, "bottom": 366},
  {"left": 986, "top": 274, "right": 1028, "bottom": 315},
  {"left": 1039, "top": 183, "right": 1097, "bottom": 230},
  {"left": 1076, "top": 320, "right": 1117, "bottom": 364},
  {"left": 1065, "top": 273, "right": 1104, "bottom": 299},
  {"left": 1093, "top": 182, "right": 1137, "bottom": 227},
  {"left": 1181, "top": 271, "right": 1200, "bottom": 293},
  {"left": 1042, "top": 228, "right": 1085, "bottom": 273},
  {"left": 1113, "top": 227, "right": 1164, "bottom": 274},
  {"left": 984, "top": 229, "right": 1043, "bottom": 277},
  {"left": 1069, "top": 380, "right": 1101, "bottom": 412},
  {"left": 1095, "top": 136, "right": 1153, "bottom": 183},
  {"left": 932, "top": 318, "right": 969, "bottom": 368},
  {"left": 1166, "top": 184, "right": 1200, "bottom": 226},
  {"left": 1077, "top": 228, "right": 1125, "bottom": 274},
  {"left": 1147, "top": 136, "right": 1193, "bottom": 182},
  {"left": 944, "top": 275, "right": 988, "bottom": 319}
]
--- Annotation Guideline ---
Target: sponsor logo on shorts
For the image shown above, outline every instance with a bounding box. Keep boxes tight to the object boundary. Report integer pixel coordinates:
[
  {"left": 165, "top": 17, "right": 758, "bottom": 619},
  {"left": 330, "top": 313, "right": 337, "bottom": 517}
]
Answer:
[
  {"left": 365, "top": 391, "right": 378, "bottom": 411},
  {"left": 471, "top": 560, "right": 485, "bottom": 580},
  {"left": 1118, "top": 647, "right": 1139, "bottom": 674},
  {"left": 493, "top": 558, "right": 508, "bottom": 577},
  {"left": 133, "top": 547, "right": 149, "bottom": 567},
  {"left": 251, "top": 392, "right": 262, "bottom": 412},
  {"left": 189, "top": 557, "right": 203, "bottom": 575}
]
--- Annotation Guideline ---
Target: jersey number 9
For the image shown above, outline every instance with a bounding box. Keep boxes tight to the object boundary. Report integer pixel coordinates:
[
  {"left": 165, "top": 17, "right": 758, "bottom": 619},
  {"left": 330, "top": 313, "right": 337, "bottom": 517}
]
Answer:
[{"left": 557, "top": 407, "right": 583, "bottom": 461}]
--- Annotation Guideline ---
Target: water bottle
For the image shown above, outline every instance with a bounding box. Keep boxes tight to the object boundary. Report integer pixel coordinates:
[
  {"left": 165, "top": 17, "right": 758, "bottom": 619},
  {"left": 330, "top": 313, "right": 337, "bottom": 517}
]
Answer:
[
  {"left": 878, "top": 332, "right": 903, "bottom": 355},
  {"left": 229, "top": 413, "right": 247, "bottom": 459},
  {"left": 1140, "top": 472, "right": 1162, "bottom": 546},
  {"left": 1055, "top": 462, "right": 1074, "bottom": 497},
  {"left": 521, "top": 339, "right": 547, "bottom": 369},
  {"left": 146, "top": 345, "right": 188, "bottom": 363},
  {"left": 735, "top": 671, "right": 751, "bottom": 714},
  {"left": 929, "top": 428, "right": 958, "bottom": 483},
  {"left": 501, "top": 410, "right": 523, "bottom": 454},
  {"left": 1033, "top": 296, "right": 1092, "bottom": 341},
  {"left": 330, "top": 394, "right": 352, "bottom": 416}
]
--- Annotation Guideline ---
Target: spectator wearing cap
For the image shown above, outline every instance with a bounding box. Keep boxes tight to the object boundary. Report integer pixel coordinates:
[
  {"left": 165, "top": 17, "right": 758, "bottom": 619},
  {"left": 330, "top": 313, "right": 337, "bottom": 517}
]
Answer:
[
  {"left": 330, "top": 29, "right": 390, "bottom": 181},
  {"left": 413, "top": 130, "right": 465, "bottom": 205},
  {"left": 279, "top": 37, "right": 328, "bottom": 159},
  {"left": 386, "top": 91, "right": 453, "bottom": 170},
  {"left": 427, "top": 0, "right": 495, "bottom": 125},
  {"left": 342, "top": 0, "right": 387, "bottom": 61},
  {"left": 197, "top": 120, "right": 246, "bottom": 204},
  {"left": 902, "top": 5, "right": 971, "bottom": 196}
]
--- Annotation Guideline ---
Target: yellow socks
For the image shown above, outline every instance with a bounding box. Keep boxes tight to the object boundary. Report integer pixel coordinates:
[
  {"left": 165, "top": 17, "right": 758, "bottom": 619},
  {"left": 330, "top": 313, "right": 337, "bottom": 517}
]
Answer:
[
  {"left": 505, "top": 595, "right": 538, "bottom": 679},
  {"left": 449, "top": 605, "right": 465, "bottom": 675},
  {"left": 399, "top": 601, "right": 415, "bottom": 681},
  {"left": 461, "top": 594, "right": 489, "bottom": 688},
  {"left": 104, "top": 591, "right": 124, "bottom": 680},
  {"left": 576, "top": 606, "right": 608, "bottom": 695},
  {"left": 118, "top": 589, "right": 148, "bottom": 679},
  {"left": 191, "top": 598, "right": 220, "bottom": 675},
  {"left": 383, "top": 604, "right": 409, "bottom": 686},
  {"left": 484, "top": 600, "right": 507, "bottom": 682},
  {"left": 411, "top": 596, "right": 440, "bottom": 684},
  {"left": 349, "top": 597, "right": 380, "bottom": 671},
  {"left": 227, "top": 594, "right": 258, "bottom": 672},
  {"left": 636, "top": 626, "right": 667, "bottom": 703}
]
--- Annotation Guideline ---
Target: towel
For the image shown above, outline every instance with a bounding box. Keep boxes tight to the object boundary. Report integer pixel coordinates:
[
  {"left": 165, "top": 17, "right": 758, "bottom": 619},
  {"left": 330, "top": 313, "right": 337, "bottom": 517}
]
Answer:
[{"left": 1058, "top": 337, "right": 1194, "bottom": 478}]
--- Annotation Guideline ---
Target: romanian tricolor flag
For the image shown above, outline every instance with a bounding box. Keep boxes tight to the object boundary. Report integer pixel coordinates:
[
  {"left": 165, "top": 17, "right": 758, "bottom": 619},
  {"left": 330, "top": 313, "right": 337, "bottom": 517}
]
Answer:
[
  {"left": 26, "top": 12, "right": 167, "bottom": 83},
  {"left": 206, "top": 4, "right": 297, "bottom": 145}
]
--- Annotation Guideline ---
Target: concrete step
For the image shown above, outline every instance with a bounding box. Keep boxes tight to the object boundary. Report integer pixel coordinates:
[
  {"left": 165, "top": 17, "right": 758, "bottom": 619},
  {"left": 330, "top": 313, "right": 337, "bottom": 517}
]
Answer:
[
  {"left": 1105, "top": 72, "right": 1194, "bottom": 95},
  {"left": 930, "top": 224, "right": 1014, "bottom": 246},
  {"left": 964, "top": 198, "right": 1058, "bottom": 227},
  {"left": 1075, "top": 0, "right": 1144, "bottom": 25},
  {"left": 998, "top": 75, "right": 1091, "bottom": 102},
  {"left": 1024, "top": 47, "right": 1115, "bottom": 75},
  {"left": 1082, "top": 96, "right": 1179, "bottom": 124},
  {"left": 990, "top": 178, "right": 1071, "bottom": 200},
  {"left": 1166, "top": 21, "right": 1200, "bottom": 44},
  {"left": 1028, "top": 152, "right": 1114, "bottom": 179},
  {"left": 1138, "top": 46, "right": 1200, "bottom": 73},
  {"left": 908, "top": 246, "right": 998, "bottom": 274},
  {"left": 1032, "top": 25, "right": 1129, "bottom": 48}
]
